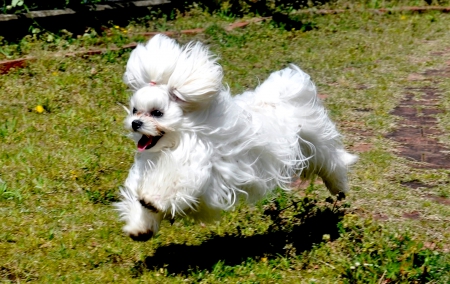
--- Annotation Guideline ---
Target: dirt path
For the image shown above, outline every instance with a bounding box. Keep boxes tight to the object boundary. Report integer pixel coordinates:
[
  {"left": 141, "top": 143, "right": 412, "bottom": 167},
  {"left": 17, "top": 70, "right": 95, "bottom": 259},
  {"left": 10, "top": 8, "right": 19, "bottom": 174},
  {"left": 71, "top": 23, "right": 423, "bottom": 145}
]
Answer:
[
  {"left": 385, "top": 49, "right": 450, "bottom": 208},
  {"left": 386, "top": 85, "right": 450, "bottom": 169}
]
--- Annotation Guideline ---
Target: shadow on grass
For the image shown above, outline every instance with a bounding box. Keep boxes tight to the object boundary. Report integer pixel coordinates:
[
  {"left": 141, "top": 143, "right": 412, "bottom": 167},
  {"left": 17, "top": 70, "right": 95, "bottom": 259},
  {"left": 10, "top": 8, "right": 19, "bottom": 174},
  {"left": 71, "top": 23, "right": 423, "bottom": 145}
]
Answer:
[
  {"left": 171, "top": 0, "right": 333, "bottom": 16},
  {"left": 271, "top": 12, "right": 317, "bottom": 31},
  {"left": 132, "top": 197, "right": 346, "bottom": 276},
  {"left": 1, "top": 0, "right": 327, "bottom": 41}
]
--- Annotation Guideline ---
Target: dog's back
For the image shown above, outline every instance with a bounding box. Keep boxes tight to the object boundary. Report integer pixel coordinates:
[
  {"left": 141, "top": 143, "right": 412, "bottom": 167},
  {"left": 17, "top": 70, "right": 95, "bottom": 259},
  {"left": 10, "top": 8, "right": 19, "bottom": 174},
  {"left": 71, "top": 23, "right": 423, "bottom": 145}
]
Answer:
[{"left": 233, "top": 64, "right": 357, "bottom": 195}]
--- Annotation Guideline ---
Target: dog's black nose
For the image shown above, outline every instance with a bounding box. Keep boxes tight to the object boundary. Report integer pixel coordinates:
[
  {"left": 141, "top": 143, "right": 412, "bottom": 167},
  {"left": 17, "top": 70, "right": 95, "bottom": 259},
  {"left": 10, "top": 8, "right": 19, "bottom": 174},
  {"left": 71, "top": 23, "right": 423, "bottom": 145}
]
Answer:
[{"left": 132, "top": 120, "right": 143, "bottom": 131}]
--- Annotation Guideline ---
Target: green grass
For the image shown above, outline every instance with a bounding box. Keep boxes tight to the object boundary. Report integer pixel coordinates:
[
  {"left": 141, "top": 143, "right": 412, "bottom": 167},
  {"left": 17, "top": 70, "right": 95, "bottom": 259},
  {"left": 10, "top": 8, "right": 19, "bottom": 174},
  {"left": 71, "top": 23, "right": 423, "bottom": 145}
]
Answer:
[{"left": 1, "top": 1, "right": 450, "bottom": 283}]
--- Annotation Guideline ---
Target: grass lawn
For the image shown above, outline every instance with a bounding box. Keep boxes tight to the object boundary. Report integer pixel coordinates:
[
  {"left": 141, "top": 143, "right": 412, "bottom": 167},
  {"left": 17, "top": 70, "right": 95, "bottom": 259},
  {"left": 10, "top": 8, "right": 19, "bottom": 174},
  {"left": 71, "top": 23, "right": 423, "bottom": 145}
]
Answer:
[{"left": 1, "top": 1, "right": 450, "bottom": 283}]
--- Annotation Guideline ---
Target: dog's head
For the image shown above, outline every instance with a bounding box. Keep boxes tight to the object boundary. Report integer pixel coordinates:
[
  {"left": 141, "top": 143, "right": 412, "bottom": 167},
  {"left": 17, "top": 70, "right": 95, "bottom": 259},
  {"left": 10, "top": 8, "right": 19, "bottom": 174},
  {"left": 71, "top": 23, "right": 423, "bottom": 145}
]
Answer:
[
  {"left": 124, "top": 85, "right": 183, "bottom": 152},
  {"left": 123, "top": 34, "right": 223, "bottom": 152}
]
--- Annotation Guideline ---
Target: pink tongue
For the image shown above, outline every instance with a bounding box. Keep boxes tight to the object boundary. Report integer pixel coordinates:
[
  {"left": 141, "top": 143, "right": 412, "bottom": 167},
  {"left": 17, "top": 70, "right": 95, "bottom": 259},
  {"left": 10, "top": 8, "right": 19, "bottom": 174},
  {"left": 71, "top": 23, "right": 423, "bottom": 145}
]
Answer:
[{"left": 137, "top": 135, "right": 153, "bottom": 152}]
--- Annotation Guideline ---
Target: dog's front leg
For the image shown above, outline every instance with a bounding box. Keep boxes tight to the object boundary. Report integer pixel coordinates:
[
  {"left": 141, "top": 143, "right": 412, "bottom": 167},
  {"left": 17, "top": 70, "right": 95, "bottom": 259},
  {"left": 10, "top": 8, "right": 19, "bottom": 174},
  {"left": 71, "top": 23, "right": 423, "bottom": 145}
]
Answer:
[
  {"left": 138, "top": 148, "right": 211, "bottom": 220},
  {"left": 116, "top": 187, "right": 164, "bottom": 241},
  {"left": 116, "top": 164, "right": 164, "bottom": 241}
]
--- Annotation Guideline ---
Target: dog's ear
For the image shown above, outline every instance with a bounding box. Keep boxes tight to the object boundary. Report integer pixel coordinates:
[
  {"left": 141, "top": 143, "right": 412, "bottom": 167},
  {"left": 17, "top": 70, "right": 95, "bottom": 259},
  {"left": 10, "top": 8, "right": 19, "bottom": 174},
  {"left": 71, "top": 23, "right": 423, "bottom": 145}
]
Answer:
[
  {"left": 168, "top": 88, "right": 186, "bottom": 104},
  {"left": 167, "top": 41, "right": 223, "bottom": 111},
  {"left": 124, "top": 34, "right": 182, "bottom": 91}
]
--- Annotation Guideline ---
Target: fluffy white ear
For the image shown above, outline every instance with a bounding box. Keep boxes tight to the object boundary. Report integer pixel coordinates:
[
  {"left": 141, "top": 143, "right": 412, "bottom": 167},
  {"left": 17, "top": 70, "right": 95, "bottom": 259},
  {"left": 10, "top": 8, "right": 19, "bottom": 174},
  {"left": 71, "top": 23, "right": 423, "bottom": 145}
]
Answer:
[
  {"left": 123, "top": 34, "right": 182, "bottom": 91},
  {"left": 168, "top": 41, "right": 223, "bottom": 109}
]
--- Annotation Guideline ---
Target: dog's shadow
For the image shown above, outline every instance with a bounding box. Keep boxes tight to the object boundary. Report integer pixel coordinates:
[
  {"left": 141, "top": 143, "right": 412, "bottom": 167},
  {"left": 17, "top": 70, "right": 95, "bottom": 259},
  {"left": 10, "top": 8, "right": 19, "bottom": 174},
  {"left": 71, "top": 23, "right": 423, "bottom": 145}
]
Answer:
[{"left": 132, "top": 197, "right": 346, "bottom": 276}]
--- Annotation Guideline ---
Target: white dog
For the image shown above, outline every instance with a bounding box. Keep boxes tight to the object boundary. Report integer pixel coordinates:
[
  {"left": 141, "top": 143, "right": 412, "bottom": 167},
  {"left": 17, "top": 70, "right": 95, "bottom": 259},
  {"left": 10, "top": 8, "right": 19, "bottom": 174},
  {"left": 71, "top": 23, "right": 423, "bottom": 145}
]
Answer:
[{"left": 115, "top": 34, "right": 357, "bottom": 241}]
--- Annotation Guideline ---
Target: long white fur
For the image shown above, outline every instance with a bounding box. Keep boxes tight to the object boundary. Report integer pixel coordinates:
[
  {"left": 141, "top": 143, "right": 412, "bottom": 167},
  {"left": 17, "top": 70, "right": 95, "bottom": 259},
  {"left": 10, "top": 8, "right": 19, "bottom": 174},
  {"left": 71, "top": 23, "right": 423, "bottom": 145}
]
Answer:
[{"left": 115, "top": 34, "right": 357, "bottom": 240}]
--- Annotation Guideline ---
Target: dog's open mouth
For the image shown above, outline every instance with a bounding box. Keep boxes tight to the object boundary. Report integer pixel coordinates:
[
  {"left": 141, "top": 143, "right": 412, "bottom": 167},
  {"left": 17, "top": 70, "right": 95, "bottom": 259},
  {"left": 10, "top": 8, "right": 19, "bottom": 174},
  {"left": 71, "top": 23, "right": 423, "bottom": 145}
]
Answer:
[{"left": 137, "top": 134, "right": 163, "bottom": 152}]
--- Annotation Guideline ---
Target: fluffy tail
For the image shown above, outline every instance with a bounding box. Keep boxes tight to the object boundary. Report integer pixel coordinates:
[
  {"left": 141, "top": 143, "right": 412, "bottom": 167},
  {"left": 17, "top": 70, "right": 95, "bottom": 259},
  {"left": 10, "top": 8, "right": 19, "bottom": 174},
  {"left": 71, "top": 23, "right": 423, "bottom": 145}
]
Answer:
[
  {"left": 248, "top": 64, "right": 317, "bottom": 108},
  {"left": 256, "top": 64, "right": 358, "bottom": 194}
]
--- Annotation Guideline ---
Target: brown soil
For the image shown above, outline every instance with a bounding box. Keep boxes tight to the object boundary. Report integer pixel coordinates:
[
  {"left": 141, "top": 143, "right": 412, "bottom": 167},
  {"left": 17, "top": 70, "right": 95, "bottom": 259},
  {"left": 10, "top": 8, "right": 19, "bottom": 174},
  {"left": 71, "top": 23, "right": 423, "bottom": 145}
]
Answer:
[
  {"left": 386, "top": 83, "right": 450, "bottom": 168},
  {"left": 400, "top": 180, "right": 434, "bottom": 189},
  {"left": 426, "top": 194, "right": 450, "bottom": 206},
  {"left": 402, "top": 210, "right": 422, "bottom": 220}
]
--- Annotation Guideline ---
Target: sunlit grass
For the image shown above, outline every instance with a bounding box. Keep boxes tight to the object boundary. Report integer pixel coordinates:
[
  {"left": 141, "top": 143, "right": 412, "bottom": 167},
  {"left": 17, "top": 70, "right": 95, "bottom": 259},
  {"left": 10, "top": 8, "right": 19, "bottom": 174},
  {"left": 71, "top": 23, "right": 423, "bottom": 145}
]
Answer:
[{"left": 1, "top": 1, "right": 450, "bottom": 282}]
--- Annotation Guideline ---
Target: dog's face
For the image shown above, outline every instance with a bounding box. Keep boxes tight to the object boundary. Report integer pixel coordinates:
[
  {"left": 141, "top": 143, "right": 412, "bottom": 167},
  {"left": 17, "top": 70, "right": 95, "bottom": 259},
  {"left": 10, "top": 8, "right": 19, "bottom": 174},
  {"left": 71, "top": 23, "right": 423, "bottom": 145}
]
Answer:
[{"left": 125, "top": 85, "right": 183, "bottom": 152}]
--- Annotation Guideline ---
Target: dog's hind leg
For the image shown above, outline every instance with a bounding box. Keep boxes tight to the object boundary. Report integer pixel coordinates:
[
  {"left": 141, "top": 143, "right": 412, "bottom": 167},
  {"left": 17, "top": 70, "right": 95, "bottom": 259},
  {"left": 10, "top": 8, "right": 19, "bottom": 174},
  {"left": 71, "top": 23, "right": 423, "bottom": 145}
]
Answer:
[
  {"left": 299, "top": 122, "right": 358, "bottom": 195},
  {"left": 268, "top": 65, "right": 358, "bottom": 195},
  {"left": 318, "top": 150, "right": 358, "bottom": 195}
]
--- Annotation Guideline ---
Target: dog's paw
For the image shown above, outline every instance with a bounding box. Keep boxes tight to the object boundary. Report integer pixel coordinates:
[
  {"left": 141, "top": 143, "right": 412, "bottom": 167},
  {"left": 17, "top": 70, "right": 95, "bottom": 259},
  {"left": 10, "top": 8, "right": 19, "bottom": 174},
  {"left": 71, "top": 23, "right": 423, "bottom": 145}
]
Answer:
[
  {"left": 139, "top": 198, "right": 159, "bottom": 212},
  {"left": 128, "top": 230, "right": 153, "bottom": 242}
]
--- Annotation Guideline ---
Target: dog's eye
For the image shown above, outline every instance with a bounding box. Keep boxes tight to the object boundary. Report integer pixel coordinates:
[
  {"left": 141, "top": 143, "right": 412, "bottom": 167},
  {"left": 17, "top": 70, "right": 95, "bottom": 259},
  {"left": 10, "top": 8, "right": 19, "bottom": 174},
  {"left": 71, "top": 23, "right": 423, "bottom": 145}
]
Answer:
[
  {"left": 132, "top": 107, "right": 137, "bottom": 114},
  {"left": 150, "top": 110, "right": 163, "bottom": 117}
]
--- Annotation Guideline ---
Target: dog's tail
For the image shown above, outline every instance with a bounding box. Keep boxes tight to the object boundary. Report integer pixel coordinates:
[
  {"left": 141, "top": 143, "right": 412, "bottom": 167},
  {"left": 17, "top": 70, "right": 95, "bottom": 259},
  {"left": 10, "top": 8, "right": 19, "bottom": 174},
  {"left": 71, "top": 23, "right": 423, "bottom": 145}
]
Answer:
[
  {"left": 251, "top": 64, "right": 318, "bottom": 108},
  {"left": 340, "top": 150, "right": 359, "bottom": 167}
]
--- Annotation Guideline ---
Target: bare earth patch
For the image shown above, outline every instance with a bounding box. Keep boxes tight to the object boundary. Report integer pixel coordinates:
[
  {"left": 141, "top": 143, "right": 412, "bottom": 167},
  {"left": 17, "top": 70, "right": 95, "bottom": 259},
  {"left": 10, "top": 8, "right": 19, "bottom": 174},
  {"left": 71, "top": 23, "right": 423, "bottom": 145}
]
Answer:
[
  {"left": 386, "top": 85, "right": 450, "bottom": 169},
  {"left": 386, "top": 56, "right": 450, "bottom": 213}
]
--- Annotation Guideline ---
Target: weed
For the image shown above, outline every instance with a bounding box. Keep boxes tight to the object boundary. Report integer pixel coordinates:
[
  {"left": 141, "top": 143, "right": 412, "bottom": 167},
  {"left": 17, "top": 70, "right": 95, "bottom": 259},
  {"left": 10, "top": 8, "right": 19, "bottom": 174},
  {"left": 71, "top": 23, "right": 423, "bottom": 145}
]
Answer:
[
  {"left": 0, "top": 179, "right": 22, "bottom": 201},
  {"left": 338, "top": 216, "right": 450, "bottom": 282},
  {"left": 0, "top": 118, "right": 17, "bottom": 139}
]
